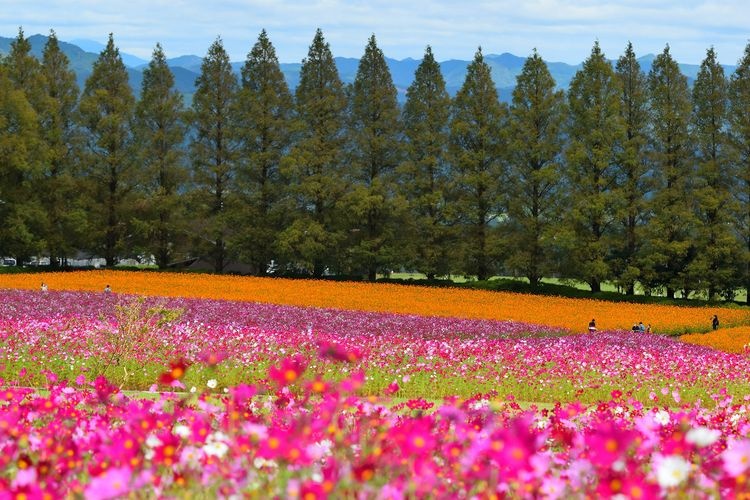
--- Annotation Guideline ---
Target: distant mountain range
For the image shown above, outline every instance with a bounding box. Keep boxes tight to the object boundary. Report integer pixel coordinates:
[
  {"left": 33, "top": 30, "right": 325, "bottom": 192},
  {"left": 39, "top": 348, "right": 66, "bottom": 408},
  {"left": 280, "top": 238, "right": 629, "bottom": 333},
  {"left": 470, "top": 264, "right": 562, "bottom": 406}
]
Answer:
[{"left": 0, "top": 34, "right": 736, "bottom": 103}]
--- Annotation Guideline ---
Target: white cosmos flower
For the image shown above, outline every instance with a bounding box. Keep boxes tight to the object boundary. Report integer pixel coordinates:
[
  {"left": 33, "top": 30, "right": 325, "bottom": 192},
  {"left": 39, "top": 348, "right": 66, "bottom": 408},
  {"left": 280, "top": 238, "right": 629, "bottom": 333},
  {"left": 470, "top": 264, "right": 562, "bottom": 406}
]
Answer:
[
  {"left": 207, "top": 379, "right": 218, "bottom": 389},
  {"left": 179, "top": 445, "right": 201, "bottom": 468},
  {"left": 202, "top": 440, "right": 228, "bottom": 458},
  {"left": 173, "top": 424, "right": 191, "bottom": 439},
  {"left": 654, "top": 410, "right": 670, "bottom": 426},
  {"left": 655, "top": 455, "right": 691, "bottom": 488},
  {"left": 686, "top": 427, "right": 720, "bottom": 447},
  {"left": 145, "top": 434, "right": 162, "bottom": 448}
]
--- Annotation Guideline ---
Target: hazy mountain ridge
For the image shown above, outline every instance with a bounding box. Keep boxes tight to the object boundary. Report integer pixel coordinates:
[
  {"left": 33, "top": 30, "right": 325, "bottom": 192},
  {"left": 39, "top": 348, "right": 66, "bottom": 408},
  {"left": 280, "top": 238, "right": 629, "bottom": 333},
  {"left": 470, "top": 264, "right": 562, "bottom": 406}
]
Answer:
[{"left": 0, "top": 34, "right": 737, "bottom": 102}]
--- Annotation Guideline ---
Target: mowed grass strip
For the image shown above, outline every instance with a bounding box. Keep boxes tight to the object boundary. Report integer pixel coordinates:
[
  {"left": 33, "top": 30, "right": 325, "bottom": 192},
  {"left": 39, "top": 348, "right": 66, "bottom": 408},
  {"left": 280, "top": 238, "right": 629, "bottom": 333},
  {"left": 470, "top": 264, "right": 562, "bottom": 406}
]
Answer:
[{"left": 1, "top": 270, "right": 746, "bottom": 334}]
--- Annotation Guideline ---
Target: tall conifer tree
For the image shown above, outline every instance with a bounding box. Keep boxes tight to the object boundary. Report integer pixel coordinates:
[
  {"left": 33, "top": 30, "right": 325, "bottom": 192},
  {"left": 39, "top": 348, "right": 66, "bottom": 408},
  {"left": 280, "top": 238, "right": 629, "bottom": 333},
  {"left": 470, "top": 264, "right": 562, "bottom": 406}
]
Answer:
[
  {"left": 133, "top": 43, "right": 187, "bottom": 268},
  {"left": 564, "top": 42, "right": 624, "bottom": 292},
  {"left": 449, "top": 48, "right": 507, "bottom": 281},
  {"left": 4, "top": 27, "right": 45, "bottom": 110},
  {"left": 345, "top": 35, "right": 404, "bottom": 281},
  {"left": 77, "top": 34, "right": 136, "bottom": 266},
  {"left": 280, "top": 29, "right": 347, "bottom": 276},
  {"left": 614, "top": 42, "right": 650, "bottom": 294},
  {"left": 505, "top": 49, "right": 566, "bottom": 288},
  {"left": 234, "top": 30, "right": 293, "bottom": 275},
  {"left": 0, "top": 64, "right": 44, "bottom": 261},
  {"left": 40, "top": 31, "right": 81, "bottom": 266},
  {"left": 729, "top": 43, "right": 750, "bottom": 302},
  {"left": 642, "top": 45, "right": 696, "bottom": 298},
  {"left": 689, "top": 47, "right": 738, "bottom": 299},
  {"left": 400, "top": 46, "right": 452, "bottom": 279},
  {"left": 189, "top": 37, "right": 239, "bottom": 273},
  {"left": 2, "top": 27, "right": 48, "bottom": 263}
]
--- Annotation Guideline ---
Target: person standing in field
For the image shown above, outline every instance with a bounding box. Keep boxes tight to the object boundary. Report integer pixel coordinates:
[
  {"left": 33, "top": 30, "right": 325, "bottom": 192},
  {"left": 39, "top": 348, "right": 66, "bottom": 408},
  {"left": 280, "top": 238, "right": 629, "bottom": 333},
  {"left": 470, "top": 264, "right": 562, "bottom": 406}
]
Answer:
[
  {"left": 588, "top": 318, "right": 597, "bottom": 333},
  {"left": 104, "top": 284, "right": 112, "bottom": 293},
  {"left": 40, "top": 282, "right": 48, "bottom": 292},
  {"left": 712, "top": 315, "right": 719, "bottom": 331}
]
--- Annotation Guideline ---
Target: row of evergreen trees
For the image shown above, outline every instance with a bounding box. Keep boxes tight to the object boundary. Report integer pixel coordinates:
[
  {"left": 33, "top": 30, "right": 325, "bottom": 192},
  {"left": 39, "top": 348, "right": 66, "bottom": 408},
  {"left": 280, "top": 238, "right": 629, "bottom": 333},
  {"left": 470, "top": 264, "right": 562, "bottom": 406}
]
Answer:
[{"left": 3, "top": 28, "right": 750, "bottom": 300}]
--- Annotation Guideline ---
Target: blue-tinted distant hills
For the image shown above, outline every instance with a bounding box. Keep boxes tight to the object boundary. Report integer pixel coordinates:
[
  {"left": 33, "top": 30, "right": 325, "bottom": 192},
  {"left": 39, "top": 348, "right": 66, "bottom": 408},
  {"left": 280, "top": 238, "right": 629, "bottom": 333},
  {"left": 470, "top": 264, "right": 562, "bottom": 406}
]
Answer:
[
  {"left": 0, "top": 34, "right": 735, "bottom": 102},
  {"left": 71, "top": 38, "right": 149, "bottom": 68}
]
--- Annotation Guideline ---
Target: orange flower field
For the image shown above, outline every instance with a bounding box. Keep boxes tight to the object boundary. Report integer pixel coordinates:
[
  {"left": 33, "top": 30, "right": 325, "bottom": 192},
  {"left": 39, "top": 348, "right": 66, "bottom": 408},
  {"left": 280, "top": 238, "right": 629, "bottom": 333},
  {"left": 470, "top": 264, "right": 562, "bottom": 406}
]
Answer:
[
  {"left": 1, "top": 270, "right": 746, "bottom": 334},
  {"left": 680, "top": 326, "right": 750, "bottom": 354}
]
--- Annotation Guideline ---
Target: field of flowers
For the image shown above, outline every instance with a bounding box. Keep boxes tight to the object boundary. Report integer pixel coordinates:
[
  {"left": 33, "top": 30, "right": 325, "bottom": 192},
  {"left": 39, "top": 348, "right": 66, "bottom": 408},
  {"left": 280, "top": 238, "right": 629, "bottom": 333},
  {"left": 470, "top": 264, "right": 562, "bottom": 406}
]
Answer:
[
  {"left": 2, "top": 272, "right": 750, "bottom": 496},
  {"left": 681, "top": 326, "right": 750, "bottom": 354},
  {"left": 0, "top": 270, "right": 747, "bottom": 334}
]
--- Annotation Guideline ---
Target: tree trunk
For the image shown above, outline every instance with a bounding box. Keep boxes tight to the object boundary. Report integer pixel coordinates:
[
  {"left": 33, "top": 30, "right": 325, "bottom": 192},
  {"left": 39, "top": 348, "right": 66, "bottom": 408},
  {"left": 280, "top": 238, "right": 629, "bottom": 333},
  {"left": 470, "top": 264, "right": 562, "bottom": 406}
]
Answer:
[{"left": 313, "top": 261, "right": 324, "bottom": 278}]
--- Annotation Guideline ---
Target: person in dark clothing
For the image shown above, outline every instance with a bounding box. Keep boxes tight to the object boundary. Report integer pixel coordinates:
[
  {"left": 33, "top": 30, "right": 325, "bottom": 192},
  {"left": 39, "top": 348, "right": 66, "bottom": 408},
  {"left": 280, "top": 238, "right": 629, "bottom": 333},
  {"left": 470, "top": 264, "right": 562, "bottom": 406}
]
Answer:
[
  {"left": 712, "top": 315, "right": 719, "bottom": 331},
  {"left": 588, "top": 318, "right": 597, "bottom": 333}
]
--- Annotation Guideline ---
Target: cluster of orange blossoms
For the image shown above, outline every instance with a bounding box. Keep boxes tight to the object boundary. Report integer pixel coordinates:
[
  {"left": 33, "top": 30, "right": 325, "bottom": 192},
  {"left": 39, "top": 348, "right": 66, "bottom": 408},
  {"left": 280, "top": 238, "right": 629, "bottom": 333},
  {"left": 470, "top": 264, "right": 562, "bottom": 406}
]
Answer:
[
  {"left": 680, "top": 327, "right": 750, "bottom": 354},
  {"left": 1, "top": 270, "right": 746, "bottom": 335}
]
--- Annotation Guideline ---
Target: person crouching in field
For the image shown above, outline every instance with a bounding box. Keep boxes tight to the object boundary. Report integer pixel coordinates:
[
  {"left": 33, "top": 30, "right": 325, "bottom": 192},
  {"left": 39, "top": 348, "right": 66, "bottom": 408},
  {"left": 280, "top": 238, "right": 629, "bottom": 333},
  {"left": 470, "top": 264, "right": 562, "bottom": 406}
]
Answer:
[{"left": 588, "top": 318, "right": 597, "bottom": 333}]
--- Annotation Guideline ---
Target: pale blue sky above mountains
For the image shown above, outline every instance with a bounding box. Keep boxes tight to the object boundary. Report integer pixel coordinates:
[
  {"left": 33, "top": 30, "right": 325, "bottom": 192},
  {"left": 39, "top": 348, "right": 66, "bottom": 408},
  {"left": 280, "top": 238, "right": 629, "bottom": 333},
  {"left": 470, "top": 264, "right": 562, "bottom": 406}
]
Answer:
[{"left": 2, "top": 0, "right": 749, "bottom": 64}]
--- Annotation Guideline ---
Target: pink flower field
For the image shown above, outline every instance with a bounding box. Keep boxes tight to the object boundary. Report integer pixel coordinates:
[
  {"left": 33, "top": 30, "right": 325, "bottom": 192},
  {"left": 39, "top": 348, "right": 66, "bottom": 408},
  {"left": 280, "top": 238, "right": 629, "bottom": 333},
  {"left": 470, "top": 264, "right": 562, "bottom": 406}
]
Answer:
[{"left": 2, "top": 289, "right": 750, "bottom": 497}]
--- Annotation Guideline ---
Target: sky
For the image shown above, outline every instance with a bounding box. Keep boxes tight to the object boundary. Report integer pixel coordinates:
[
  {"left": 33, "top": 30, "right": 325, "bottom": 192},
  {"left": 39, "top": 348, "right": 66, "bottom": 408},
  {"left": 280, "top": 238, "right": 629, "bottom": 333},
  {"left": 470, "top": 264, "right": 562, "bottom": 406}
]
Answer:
[{"left": 2, "top": 0, "right": 749, "bottom": 64}]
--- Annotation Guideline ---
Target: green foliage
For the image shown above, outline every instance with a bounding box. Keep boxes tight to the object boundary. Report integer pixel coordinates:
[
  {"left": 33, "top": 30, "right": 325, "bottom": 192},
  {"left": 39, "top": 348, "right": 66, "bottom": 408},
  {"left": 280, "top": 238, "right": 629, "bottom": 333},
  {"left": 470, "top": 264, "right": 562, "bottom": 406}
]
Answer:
[
  {"left": 133, "top": 43, "right": 188, "bottom": 269},
  {"left": 77, "top": 33, "right": 136, "bottom": 266},
  {"left": 279, "top": 29, "right": 348, "bottom": 276},
  {"left": 189, "top": 37, "right": 239, "bottom": 273},
  {"left": 232, "top": 30, "right": 293, "bottom": 275},
  {"left": 400, "top": 46, "right": 454, "bottom": 279},
  {"left": 613, "top": 42, "right": 651, "bottom": 294},
  {"left": 641, "top": 45, "right": 697, "bottom": 298},
  {"left": 688, "top": 47, "right": 741, "bottom": 299},
  {"left": 505, "top": 50, "right": 566, "bottom": 288},
  {"left": 729, "top": 43, "right": 750, "bottom": 303},
  {"left": 39, "top": 31, "right": 84, "bottom": 267},
  {"left": 343, "top": 35, "right": 405, "bottom": 281},
  {"left": 95, "top": 296, "right": 185, "bottom": 387},
  {"left": 449, "top": 48, "right": 507, "bottom": 281},
  {"left": 0, "top": 63, "right": 45, "bottom": 260},
  {"left": 564, "top": 42, "right": 624, "bottom": 292}
]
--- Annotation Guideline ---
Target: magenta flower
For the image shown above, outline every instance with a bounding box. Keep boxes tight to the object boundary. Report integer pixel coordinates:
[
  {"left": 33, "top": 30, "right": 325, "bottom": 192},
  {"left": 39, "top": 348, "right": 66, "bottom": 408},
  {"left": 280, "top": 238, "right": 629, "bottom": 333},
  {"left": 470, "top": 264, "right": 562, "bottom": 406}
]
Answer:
[
  {"left": 269, "top": 356, "right": 307, "bottom": 387},
  {"left": 84, "top": 466, "right": 132, "bottom": 499},
  {"left": 722, "top": 438, "right": 750, "bottom": 477}
]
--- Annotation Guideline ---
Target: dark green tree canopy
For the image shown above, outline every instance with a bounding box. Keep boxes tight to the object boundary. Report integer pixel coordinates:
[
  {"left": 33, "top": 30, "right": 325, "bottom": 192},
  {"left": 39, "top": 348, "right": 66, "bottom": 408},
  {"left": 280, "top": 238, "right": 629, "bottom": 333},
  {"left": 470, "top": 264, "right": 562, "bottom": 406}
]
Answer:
[
  {"left": 449, "top": 47, "right": 507, "bottom": 281},
  {"left": 505, "top": 49, "right": 566, "bottom": 287},
  {"left": 278, "top": 28, "right": 348, "bottom": 277},
  {"left": 400, "top": 45, "right": 453, "bottom": 278},
  {"left": 133, "top": 43, "right": 187, "bottom": 268},
  {"left": 77, "top": 33, "right": 136, "bottom": 266},
  {"left": 564, "top": 41, "right": 624, "bottom": 292},
  {"left": 233, "top": 29, "right": 293, "bottom": 275},
  {"left": 189, "top": 36, "right": 240, "bottom": 273},
  {"left": 345, "top": 34, "right": 404, "bottom": 281}
]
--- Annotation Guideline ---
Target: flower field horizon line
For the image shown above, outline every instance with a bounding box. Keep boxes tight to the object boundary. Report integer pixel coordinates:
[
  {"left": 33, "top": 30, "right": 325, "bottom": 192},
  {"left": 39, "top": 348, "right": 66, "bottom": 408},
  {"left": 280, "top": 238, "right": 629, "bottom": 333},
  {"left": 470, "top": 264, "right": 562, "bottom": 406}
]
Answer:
[{"left": 1, "top": 270, "right": 747, "bottom": 334}]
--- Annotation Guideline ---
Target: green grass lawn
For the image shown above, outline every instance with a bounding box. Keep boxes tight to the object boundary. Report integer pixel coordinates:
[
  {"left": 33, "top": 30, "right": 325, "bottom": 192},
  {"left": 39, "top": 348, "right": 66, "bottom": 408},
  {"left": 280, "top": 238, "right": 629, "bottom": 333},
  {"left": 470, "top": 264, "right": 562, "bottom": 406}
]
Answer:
[{"left": 380, "top": 272, "right": 748, "bottom": 307}]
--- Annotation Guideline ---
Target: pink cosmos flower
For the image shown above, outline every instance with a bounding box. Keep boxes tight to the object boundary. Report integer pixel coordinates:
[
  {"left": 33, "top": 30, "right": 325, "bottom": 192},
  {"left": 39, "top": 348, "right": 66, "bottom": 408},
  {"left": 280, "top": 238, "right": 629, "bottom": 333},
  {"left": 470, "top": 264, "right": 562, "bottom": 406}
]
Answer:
[
  {"left": 318, "top": 341, "right": 361, "bottom": 362},
  {"left": 722, "top": 438, "right": 750, "bottom": 477},
  {"left": 385, "top": 382, "right": 400, "bottom": 395},
  {"left": 158, "top": 359, "right": 189, "bottom": 385},
  {"left": 585, "top": 422, "right": 637, "bottom": 469},
  {"left": 269, "top": 356, "right": 307, "bottom": 387},
  {"left": 197, "top": 348, "right": 228, "bottom": 367},
  {"left": 84, "top": 466, "right": 132, "bottom": 499}
]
